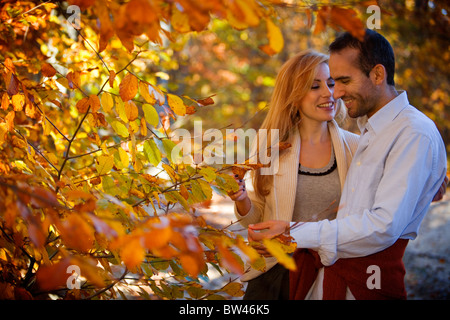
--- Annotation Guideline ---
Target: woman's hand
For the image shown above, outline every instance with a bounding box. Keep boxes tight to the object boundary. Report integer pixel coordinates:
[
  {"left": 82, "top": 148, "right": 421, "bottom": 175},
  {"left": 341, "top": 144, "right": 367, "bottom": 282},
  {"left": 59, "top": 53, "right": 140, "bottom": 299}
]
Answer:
[
  {"left": 247, "top": 220, "right": 290, "bottom": 257},
  {"left": 248, "top": 220, "right": 290, "bottom": 242},
  {"left": 228, "top": 174, "right": 248, "bottom": 202}
]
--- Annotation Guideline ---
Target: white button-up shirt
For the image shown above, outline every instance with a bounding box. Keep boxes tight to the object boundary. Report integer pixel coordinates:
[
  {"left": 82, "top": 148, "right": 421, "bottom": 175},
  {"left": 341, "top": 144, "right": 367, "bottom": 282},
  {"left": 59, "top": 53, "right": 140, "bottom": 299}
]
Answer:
[{"left": 291, "top": 91, "right": 447, "bottom": 266}]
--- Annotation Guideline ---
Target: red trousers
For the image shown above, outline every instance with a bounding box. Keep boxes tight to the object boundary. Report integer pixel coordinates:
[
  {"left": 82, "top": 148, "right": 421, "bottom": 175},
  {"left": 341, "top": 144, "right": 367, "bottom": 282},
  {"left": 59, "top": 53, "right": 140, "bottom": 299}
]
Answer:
[{"left": 289, "top": 239, "right": 409, "bottom": 300}]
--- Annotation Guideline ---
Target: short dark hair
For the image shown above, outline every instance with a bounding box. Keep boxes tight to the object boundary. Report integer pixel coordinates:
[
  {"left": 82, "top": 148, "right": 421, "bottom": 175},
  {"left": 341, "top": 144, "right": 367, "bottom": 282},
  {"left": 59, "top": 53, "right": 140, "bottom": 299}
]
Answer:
[{"left": 329, "top": 29, "right": 395, "bottom": 86}]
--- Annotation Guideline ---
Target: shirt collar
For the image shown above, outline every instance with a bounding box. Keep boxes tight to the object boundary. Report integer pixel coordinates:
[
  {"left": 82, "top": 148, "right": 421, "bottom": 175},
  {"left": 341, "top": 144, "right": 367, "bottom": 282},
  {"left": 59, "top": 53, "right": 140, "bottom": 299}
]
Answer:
[{"left": 357, "top": 91, "right": 409, "bottom": 135}]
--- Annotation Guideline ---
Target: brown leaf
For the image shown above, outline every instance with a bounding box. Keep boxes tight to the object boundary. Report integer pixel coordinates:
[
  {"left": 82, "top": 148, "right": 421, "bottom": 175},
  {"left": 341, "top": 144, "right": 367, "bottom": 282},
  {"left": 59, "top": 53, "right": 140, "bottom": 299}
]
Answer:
[
  {"left": 196, "top": 94, "right": 216, "bottom": 106},
  {"left": 5, "top": 73, "right": 20, "bottom": 96},
  {"left": 41, "top": 63, "right": 56, "bottom": 77},
  {"left": 119, "top": 73, "right": 138, "bottom": 101}
]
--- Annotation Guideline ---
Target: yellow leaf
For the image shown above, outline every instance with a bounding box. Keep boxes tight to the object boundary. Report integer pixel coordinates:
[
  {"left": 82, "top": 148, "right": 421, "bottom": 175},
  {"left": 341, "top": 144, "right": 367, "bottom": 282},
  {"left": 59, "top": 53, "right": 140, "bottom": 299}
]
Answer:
[
  {"left": 140, "top": 117, "right": 147, "bottom": 136},
  {"left": 118, "top": 147, "right": 129, "bottom": 168},
  {"left": 167, "top": 93, "right": 186, "bottom": 116},
  {"left": 96, "top": 154, "right": 114, "bottom": 175},
  {"left": 115, "top": 96, "right": 128, "bottom": 122},
  {"left": 171, "top": 7, "right": 190, "bottom": 33},
  {"left": 262, "top": 238, "right": 296, "bottom": 271},
  {"left": 227, "top": 0, "right": 261, "bottom": 29},
  {"left": 139, "top": 81, "right": 156, "bottom": 104},
  {"left": 142, "top": 103, "right": 159, "bottom": 127},
  {"left": 148, "top": 84, "right": 165, "bottom": 105},
  {"left": 261, "top": 18, "right": 284, "bottom": 55},
  {"left": 119, "top": 73, "right": 138, "bottom": 101},
  {"left": 222, "top": 282, "right": 245, "bottom": 297},
  {"left": 0, "top": 123, "right": 7, "bottom": 144},
  {"left": 100, "top": 92, "right": 114, "bottom": 113}
]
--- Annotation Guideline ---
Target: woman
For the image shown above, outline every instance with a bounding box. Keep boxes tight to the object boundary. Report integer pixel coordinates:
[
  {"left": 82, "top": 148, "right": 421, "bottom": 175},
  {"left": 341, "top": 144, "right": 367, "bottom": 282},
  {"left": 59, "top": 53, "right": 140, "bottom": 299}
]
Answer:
[{"left": 228, "top": 49, "right": 359, "bottom": 299}]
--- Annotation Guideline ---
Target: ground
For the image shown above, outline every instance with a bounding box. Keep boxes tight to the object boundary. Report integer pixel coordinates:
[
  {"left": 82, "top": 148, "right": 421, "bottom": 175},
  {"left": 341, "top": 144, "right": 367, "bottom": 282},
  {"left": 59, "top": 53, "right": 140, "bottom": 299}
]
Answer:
[{"left": 199, "top": 192, "right": 450, "bottom": 300}]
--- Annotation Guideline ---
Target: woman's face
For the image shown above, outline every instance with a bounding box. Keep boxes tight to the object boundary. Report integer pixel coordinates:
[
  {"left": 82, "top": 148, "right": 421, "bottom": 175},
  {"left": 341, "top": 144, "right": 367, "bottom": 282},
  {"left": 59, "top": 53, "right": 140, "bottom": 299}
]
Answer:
[{"left": 298, "top": 62, "right": 336, "bottom": 123}]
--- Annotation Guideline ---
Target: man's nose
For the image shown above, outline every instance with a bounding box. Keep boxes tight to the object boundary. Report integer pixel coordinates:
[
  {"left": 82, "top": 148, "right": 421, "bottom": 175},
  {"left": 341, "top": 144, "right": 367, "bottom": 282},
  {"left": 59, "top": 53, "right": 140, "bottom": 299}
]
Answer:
[{"left": 333, "top": 83, "right": 344, "bottom": 100}]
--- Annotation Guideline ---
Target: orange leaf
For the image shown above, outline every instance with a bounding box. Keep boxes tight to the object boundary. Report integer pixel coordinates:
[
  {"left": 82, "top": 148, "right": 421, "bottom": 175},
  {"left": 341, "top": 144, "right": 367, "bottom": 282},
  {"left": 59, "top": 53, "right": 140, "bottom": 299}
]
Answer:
[
  {"left": 119, "top": 73, "right": 138, "bottom": 101},
  {"left": 179, "top": 253, "right": 205, "bottom": 277},
  {"left": 11, "top": 94, "right": 25, "bottom": 111},
  {"left": 121, "top": 236, "right": 145, "bottom": 270},
  {"left": 35, "top": 257, "right": 72, "bottom": 292},
  {"left": 41, "top": 62, "right": 56, "bottom": 77},
  {"left": 76, "top": 97, "right": 89, "bottom": 113},
  {"left": 124, "top": 100, "right": 139, "bottom": 121},
  {"left": 5, "top": 110, "right": 14, "bottom": 132},
  {"left": 109, "top": 70, "right": 116, "bottom": 88},
  {"left": 66, "top": 71, "right": 81, "bottom": 89},
  {"left": 143, "top": 226, "right": 172, "bottom": 250},
  {"left": 88, "top": 94, "right": 101, "bottom": 112},
  {"left": 1, "top": 93, "right": 9, "bottom": 110},
  {"left": 313, "top": 6, "right": 329, "bottom": 35},
  {"left": 217, "top": 243, "right": 244, "bottom": 275},
  {"left": 329, "top": 7, "right": 365, "bottom": 41},
  {"left": 59, "top": 214, "right": 95, "bottom": 253}
]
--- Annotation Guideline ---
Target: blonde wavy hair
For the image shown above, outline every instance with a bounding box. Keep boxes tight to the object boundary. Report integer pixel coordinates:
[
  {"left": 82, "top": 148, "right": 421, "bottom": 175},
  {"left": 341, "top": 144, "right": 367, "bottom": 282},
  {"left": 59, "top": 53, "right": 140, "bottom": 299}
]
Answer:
[{"left": 253, "top": 49, "right": 346, "bottom": 198}]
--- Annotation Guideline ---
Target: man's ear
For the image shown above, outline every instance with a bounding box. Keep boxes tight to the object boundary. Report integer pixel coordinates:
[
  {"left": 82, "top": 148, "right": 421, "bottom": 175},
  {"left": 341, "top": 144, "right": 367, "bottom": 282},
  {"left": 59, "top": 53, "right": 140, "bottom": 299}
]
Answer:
[{"left": 370, "top": 64, "right": 386, "bottom": 85}]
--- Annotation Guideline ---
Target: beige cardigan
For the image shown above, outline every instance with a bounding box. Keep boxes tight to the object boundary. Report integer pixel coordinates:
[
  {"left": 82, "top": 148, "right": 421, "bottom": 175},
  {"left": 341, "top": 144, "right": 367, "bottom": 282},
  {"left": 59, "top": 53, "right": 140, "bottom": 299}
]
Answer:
[{"left": 235, "top": 120, "right": 359, "bottom": 281}]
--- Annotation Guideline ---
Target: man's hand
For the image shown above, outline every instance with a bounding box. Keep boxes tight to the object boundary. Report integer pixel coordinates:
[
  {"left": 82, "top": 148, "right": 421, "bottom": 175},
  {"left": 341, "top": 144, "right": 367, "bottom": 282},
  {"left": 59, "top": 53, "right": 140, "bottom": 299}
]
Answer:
[{"left": 432, "top": 175, "right": 448, "bottom": 202}]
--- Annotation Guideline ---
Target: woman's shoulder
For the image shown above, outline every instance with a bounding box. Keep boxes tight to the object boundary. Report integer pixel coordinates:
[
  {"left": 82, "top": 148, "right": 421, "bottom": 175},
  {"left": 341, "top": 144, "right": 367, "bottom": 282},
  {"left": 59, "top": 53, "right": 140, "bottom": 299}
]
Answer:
[{"left": 339, "top": 128, "right": 360, "bottom": 141}]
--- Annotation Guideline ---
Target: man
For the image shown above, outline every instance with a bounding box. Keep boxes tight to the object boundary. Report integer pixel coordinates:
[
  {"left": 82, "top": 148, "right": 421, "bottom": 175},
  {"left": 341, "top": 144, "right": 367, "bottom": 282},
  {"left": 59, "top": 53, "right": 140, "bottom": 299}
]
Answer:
[{"left": 249, "top": 29, "right": 448, "bottom": 299}]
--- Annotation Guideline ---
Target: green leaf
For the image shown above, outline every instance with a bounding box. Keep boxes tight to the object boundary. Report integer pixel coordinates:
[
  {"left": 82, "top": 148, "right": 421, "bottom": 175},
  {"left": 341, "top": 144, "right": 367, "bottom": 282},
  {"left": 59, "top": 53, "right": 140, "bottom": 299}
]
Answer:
[
  {"left": 143, "top": 139, "right": 162, "bottom": 167},
  {"left": 142, "top": 103, "right": 159, "bottom": 127}
]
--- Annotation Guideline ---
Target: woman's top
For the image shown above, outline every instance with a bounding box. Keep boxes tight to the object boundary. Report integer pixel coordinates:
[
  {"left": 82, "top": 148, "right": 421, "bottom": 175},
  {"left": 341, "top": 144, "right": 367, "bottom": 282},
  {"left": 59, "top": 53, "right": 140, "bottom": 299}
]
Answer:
[
  {"left": 235, "top": 120, "right": 360, "bottom": 281},
  {"left": 292, "top": 146, "right": 340, "bottom": 222}
]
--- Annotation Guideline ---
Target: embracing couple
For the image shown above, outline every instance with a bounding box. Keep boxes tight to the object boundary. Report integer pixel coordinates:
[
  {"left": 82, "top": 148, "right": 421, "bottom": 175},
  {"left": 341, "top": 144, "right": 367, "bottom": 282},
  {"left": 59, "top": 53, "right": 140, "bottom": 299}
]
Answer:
[{"left": 228, "top": 29, "right": 448, "bottom": 300}]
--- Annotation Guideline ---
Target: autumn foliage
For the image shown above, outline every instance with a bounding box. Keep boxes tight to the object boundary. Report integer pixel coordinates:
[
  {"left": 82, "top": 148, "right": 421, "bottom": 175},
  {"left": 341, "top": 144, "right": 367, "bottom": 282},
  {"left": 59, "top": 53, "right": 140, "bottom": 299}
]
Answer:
[{"left": 0, "top": 0, "right": 371, "bottom": 300}]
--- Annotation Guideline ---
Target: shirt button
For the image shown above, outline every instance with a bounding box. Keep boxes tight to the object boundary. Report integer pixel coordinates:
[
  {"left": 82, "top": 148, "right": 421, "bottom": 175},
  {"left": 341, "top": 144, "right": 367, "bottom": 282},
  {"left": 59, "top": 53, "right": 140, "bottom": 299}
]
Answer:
[
  {"left": 352, "top": 187, "right": 355, "bottom": 192},
  {"left": 357, "top": 161, "right": 361, "bottom": 166}
]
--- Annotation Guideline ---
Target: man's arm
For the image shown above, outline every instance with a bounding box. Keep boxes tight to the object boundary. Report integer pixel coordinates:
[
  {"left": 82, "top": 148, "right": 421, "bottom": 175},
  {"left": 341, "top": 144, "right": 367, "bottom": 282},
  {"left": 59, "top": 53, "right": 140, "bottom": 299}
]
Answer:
[{"left": 250, "top": 133, "right": 446, "bottom": 266}]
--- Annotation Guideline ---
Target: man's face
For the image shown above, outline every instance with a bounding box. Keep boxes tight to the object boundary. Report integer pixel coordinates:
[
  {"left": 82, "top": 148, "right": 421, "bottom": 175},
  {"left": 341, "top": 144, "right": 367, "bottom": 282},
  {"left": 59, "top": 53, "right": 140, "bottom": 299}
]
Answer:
[{"left": 329, "top": 48, "right": 378, "bottom": 118}]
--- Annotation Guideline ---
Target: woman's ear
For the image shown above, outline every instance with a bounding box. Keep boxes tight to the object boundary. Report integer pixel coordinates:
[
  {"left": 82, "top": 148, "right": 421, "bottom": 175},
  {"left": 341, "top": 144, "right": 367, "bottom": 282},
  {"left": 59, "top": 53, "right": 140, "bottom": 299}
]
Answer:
[{"left": 370, "top": 64, "right": 386, "bottom": 85}]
